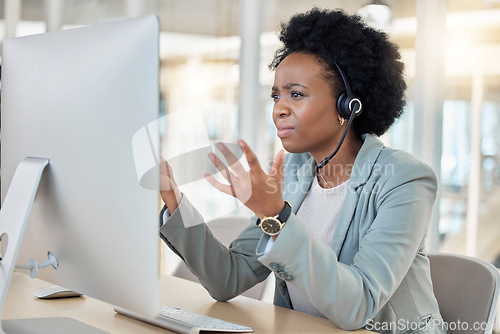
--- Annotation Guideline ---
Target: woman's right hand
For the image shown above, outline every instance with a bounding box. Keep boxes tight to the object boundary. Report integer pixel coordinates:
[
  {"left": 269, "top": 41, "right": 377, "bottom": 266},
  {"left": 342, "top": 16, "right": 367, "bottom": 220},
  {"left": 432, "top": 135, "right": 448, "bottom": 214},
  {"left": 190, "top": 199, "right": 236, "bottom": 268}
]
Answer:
[{"left": 160, "top": 157, "right": 182, "bottom": 213}]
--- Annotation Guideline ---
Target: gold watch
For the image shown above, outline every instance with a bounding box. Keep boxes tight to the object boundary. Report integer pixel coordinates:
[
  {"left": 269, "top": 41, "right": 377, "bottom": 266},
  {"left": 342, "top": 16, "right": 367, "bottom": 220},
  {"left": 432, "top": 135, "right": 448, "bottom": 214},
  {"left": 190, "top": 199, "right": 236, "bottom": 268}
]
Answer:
[{"left": 256, "top": 201, "right": 292, "bottom": 236}]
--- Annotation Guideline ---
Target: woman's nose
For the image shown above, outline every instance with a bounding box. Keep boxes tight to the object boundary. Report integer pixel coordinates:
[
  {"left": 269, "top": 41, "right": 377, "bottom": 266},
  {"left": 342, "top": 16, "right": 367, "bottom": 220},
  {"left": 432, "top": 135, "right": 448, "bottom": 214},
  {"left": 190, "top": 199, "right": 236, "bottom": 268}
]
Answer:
[{"left": 273, "top": 100, "right": 291, "bottom": 118}]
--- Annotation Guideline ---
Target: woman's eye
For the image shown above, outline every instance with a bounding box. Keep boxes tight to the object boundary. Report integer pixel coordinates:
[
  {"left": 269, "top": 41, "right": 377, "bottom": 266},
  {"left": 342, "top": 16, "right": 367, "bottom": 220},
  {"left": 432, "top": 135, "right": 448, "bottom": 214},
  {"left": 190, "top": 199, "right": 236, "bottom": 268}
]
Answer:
[
  {"left": 271, "top": 93, "right": 279, "bottom": 101},
  {"left": 291, "top": 91, "right": 303, "bottom": 98}
]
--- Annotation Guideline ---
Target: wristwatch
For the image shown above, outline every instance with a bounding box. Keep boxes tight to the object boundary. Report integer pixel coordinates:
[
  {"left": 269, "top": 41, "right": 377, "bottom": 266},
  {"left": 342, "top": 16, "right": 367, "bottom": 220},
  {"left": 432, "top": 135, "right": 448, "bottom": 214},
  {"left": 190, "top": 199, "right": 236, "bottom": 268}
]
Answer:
[{"left": 256, "top": 201, "right": 292, "bottom": 236}]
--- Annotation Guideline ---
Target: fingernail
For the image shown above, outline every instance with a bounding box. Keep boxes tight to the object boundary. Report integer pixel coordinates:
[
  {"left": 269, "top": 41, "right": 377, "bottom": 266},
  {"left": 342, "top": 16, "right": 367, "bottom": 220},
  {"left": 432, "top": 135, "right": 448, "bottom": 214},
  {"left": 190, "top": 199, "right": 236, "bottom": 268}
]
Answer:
[
  {"left": 238, "top": 140, "right": 244, "bottom": 150},
  {"left": 216, "top": 142, "right": 224, "bottom": 150},
  {"left": 208, "top": 153, "right": 215, "bottom": 162}
]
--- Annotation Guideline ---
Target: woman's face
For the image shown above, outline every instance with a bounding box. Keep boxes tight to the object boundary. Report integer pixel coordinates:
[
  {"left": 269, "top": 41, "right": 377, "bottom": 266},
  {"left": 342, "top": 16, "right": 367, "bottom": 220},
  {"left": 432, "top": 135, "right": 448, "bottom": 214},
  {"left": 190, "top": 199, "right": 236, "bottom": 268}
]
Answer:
[{"left": 271, "top": 52, "right": 341, "bottom": 158}]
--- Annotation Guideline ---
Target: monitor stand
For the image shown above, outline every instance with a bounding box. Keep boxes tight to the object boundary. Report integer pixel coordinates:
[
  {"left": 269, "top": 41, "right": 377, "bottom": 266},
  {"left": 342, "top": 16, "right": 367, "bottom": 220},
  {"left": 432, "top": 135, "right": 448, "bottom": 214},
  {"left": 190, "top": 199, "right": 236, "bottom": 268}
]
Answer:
[
  {"left": 2, "top": 318, "right": 108, "bottom": 334},
  {"left": 0, "top": 158, "right": 108, "bottom": 334}
]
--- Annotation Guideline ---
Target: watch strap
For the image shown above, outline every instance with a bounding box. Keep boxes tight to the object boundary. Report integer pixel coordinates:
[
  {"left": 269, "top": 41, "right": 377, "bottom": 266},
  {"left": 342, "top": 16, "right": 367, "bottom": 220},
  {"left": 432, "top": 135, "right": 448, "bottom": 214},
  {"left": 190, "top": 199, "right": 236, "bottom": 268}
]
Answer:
[{"left": 256, "top": 201, "right": 292, "bottom": 226}]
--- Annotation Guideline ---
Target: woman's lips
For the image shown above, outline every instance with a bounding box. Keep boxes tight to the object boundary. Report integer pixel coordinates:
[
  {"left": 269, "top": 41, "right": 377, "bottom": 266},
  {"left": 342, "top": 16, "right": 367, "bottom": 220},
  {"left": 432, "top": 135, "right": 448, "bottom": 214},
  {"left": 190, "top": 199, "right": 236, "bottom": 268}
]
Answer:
[{"left": 277, "top": 127, "right": 295, "bottom": 138}]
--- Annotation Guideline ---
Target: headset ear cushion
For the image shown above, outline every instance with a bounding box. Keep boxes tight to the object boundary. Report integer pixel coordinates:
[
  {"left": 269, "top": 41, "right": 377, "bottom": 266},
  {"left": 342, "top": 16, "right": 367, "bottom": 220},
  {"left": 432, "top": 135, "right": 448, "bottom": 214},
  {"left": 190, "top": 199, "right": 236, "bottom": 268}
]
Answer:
[{"left": 336, "top": 93, "right": 351, "bottom": 119}]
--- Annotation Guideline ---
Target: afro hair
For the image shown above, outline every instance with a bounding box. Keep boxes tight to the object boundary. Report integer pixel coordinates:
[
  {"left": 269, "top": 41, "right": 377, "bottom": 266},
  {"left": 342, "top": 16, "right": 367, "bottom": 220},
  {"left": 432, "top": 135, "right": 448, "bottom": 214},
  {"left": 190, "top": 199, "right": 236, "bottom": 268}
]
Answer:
[{"left": 270, "top": 8, "right": 407, "bottom": 136}]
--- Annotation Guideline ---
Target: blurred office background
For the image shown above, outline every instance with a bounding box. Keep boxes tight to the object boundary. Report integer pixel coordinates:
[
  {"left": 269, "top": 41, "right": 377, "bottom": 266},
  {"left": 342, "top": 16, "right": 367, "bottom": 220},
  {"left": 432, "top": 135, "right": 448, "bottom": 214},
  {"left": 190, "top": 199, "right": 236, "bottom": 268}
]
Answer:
[{"left": 0, "top": 0, "right": 499, "bottom": 278}]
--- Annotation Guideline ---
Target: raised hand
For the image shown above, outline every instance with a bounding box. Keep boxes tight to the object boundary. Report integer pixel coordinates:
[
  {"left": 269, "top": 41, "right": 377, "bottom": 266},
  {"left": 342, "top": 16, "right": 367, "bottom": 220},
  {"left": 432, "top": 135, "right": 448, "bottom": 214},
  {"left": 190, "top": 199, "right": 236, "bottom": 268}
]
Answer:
[
  {"left": 159, "top": 157, "right": 182, "bottom": 212},
  {"left": 204, "top": 140, "right": 285, "bottom": 219}
]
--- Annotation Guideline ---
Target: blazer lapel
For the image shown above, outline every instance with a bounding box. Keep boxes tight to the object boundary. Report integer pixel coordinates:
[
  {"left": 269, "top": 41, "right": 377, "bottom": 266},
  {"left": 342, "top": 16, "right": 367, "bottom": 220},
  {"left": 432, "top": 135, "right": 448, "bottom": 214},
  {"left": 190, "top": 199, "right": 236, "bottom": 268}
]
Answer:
[
  {"left": 276, "top": 155, "right": 315, "bottom": 309},
  {"left": 282, "top": 156, "right": 315, "bottom": 214},
  {"left": 331, "top": 183, "right": 360, "bottom": 257}
]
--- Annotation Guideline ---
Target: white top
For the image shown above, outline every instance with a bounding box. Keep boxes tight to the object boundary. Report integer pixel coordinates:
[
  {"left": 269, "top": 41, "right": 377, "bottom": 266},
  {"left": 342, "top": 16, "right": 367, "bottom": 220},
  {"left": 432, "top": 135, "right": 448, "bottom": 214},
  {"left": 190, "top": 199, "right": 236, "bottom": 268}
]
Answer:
[{"left": 286, "top": 176, "right": 349, "bottom": 317}]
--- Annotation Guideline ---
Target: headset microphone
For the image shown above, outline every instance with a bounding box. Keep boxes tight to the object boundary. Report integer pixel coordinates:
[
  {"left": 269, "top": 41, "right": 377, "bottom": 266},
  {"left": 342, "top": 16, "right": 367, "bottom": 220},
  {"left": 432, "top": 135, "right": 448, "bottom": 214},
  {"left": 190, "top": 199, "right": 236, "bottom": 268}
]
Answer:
[{"left": 317, "top": 62, "right": 363, "bottom": 170}]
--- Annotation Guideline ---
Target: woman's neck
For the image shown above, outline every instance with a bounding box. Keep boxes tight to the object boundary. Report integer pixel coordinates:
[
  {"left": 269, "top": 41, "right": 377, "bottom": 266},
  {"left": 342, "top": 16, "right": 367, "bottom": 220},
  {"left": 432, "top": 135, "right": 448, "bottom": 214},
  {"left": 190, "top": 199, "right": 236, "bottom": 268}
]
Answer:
[{"left": 314, "top": 133, "right": 363, "bottom": 188}]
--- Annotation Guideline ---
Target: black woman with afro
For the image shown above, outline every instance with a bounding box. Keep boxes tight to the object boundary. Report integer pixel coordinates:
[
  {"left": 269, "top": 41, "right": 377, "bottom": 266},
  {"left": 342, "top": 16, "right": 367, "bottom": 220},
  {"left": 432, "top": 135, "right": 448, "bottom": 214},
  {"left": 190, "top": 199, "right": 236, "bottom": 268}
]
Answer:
[{"left": 160, "top": 8, "right": 445, "bottom": 333}]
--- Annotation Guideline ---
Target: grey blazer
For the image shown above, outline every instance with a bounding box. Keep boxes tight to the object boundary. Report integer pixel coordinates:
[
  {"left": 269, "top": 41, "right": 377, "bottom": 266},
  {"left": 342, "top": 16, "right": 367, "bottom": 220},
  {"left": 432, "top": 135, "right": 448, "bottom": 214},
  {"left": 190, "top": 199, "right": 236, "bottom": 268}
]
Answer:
[{"left": 160, "top": 134, "right": 446, "bottom": 334}]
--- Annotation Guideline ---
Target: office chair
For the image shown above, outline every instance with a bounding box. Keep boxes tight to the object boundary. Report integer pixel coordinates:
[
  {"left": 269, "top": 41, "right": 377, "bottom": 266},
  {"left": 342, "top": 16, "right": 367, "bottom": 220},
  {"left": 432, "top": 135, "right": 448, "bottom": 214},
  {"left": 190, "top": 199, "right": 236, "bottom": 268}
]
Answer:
[
  {"left": 428, "top": 253, "right": 500, "bottom": 334},
  {"left": 173, "top": 216, "right": 273, "bottom": 300}
]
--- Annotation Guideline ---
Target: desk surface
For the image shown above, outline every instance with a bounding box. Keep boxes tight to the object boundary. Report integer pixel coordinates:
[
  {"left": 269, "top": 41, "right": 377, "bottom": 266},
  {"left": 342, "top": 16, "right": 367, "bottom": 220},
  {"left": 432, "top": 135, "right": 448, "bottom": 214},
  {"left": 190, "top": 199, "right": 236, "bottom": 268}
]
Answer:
[{"left": 3, "top": 272, "right": 373, "bottom": 333}]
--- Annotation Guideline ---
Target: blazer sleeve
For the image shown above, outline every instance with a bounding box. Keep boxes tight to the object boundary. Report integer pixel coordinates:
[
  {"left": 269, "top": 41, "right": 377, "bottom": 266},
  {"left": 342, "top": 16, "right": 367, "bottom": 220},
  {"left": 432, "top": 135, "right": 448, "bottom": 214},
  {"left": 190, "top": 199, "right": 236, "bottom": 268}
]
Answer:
[
  {"left": 256, "top": 160, "right": 438, "bottom": 330},
  {"left": 160, "top": 195, "right": 271, "bottom": 301}
]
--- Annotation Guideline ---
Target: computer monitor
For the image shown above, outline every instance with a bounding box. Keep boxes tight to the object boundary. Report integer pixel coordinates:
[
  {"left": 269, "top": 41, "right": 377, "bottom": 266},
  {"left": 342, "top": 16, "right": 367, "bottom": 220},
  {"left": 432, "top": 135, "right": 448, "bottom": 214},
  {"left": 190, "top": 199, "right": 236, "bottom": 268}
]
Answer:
[{"left": 0, "top": 15, "right": 161, "bottom": 333}]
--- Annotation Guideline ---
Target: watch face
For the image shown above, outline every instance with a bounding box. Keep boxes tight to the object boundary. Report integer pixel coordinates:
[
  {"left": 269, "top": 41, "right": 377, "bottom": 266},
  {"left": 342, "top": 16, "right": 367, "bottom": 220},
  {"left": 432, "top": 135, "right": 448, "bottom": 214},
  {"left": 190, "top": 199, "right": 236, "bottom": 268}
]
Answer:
[{"left": 260, "top": 218, "right": 281, "bottom": 235}]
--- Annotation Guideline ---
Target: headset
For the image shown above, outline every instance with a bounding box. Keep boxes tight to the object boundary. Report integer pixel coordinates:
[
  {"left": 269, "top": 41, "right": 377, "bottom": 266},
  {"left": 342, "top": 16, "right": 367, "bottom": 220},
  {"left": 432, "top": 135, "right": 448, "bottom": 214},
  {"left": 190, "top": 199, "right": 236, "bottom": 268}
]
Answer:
[{"left": 317, "top": 62, "right": 363, "bottom": 170}]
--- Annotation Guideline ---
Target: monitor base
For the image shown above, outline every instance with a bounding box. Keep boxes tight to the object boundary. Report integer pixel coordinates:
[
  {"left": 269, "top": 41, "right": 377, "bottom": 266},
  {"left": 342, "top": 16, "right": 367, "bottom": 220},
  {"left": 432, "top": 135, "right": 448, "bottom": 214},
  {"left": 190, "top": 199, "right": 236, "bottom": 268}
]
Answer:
[{"left": 2, "top": 317, "right": 109, "bottom": 334}]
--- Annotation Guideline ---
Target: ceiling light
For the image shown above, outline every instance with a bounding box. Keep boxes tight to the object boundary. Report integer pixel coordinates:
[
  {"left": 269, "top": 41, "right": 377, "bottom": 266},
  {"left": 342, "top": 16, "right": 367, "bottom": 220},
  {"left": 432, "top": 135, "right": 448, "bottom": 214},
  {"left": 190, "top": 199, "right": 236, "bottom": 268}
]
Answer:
[{"left": 357, "top": 0, "right": 392, "bottom": 31}]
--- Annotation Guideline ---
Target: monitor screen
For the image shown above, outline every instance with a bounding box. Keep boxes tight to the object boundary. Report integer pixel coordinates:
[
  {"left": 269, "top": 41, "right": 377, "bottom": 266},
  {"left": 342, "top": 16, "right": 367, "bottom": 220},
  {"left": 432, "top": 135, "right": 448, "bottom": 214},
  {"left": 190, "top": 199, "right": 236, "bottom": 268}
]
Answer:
[{"left": 1, "top": 15, "right": 160, "bottom": 319}]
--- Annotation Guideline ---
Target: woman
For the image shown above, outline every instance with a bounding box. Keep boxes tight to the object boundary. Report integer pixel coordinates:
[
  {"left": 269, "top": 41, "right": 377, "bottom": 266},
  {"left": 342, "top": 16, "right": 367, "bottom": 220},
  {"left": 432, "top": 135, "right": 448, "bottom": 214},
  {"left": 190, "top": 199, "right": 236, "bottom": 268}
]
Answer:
[{"left": 160, "top": 8, "right": 445, "bottom": 333}]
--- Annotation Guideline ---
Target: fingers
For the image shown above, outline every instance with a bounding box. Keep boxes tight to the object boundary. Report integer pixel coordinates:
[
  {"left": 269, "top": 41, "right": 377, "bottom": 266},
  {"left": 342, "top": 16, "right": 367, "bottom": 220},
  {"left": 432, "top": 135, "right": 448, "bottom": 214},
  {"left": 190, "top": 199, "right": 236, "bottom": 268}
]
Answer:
[
  {"left": 238, "top": 140, "right": 262, "bottom": 172},
  {"left": 207, "top": 143, "right": 253, "bottom": 203},
  {"left": 208, "top": 152, "right": 236, "bottom": 186},
  {"left": 204, "top": 173, "right": 236, "bottom": 197},
  {"left": 215, "top": 142, "right": 246, "bottom": 176},
  {"left": 269, "top": 149, "right": 285, "bottom": 182},
  {"left": 159, "top": 156, "right": 168, "bottom": 173},
  {"left": 206, "top": 140, "right": 284, "bottom": 209},
  {"left": 159, "top": 157, "right": 176, "bottom": 191},
  {"left": 160, "top": 156, "right": 175, "bottom": 178},
  {"left": 159, "top": 160, "right": 182, "bottom": 211}
]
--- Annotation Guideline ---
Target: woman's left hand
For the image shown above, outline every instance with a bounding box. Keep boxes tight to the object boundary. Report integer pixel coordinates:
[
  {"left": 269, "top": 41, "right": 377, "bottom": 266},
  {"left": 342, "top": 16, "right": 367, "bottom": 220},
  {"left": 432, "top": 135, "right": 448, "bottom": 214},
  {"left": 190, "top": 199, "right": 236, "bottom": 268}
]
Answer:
[{"left": 204, "top": 140, "right": 285, "bottom": 219}]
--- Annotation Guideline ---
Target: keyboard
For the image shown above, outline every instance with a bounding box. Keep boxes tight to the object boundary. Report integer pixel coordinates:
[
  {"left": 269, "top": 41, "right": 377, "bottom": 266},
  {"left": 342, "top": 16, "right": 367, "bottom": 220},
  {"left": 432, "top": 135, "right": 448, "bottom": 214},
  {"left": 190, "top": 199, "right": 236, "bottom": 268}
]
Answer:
[{"left": 114, "top": 305, "right": 254, "bottom": 334}]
